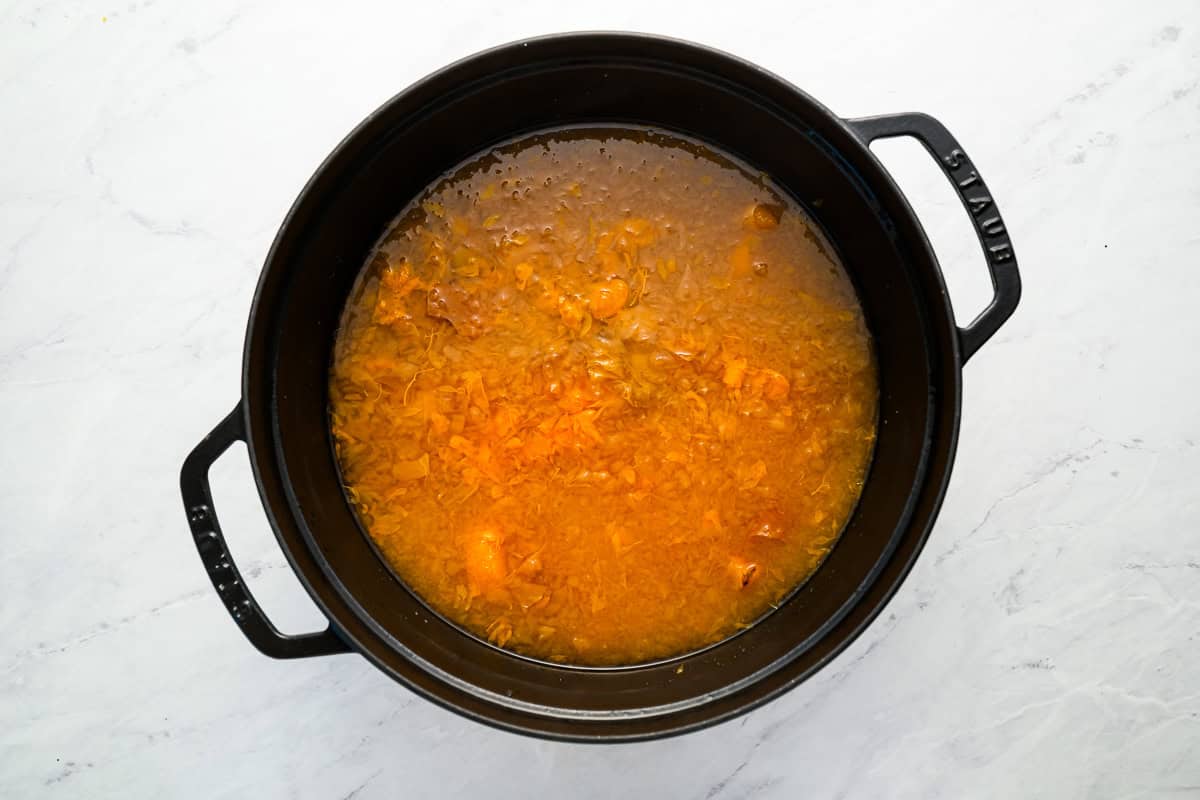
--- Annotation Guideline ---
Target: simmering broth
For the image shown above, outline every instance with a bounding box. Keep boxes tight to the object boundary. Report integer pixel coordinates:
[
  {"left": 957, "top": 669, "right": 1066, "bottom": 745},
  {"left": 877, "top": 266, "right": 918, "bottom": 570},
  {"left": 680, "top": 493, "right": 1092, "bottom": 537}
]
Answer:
[{"left": 329, "top": 127, "right": 877, "bottom": 665}]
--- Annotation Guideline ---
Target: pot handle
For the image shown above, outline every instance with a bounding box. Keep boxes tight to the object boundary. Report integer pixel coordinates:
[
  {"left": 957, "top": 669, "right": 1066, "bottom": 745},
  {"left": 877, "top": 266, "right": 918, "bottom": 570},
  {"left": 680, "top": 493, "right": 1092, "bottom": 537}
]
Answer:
[
  {"left": 180, "top": 404, "right": 351, "bottom": 659},
  {"left": 848, "top": 112, "right": 1022, "bottom": 363}
]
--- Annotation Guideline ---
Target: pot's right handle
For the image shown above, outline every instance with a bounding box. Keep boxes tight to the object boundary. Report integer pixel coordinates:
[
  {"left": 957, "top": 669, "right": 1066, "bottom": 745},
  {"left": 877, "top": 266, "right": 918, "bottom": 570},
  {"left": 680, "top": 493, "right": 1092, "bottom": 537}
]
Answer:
[
  {"left": 848, "top": 112, "right": 1022, "bottom": 363},
  {"left": 180, "top": 404, "right": 351, "bottom": 659}
]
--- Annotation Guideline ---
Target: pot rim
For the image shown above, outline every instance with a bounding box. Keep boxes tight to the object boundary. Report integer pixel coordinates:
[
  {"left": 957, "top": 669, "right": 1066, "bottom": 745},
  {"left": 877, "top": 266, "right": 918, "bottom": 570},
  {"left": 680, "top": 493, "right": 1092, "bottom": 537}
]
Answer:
[{"left": 239, "top": 31, "right": 967, "bottom": 742}]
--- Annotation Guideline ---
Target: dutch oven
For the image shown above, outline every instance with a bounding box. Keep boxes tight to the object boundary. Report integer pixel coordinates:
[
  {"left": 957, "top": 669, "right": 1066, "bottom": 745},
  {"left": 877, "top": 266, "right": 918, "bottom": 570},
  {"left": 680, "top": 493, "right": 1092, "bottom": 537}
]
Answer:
[{"left": 181, "top": 33, "right": 1021, "bottom": 741}]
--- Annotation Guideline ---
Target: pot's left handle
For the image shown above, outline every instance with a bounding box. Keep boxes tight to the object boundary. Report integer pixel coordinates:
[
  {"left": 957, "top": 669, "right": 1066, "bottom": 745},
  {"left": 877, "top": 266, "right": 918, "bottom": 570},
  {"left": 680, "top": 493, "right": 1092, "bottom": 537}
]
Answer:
[{"left": 180, "top": 404, "right": 351, "bottom": 659}]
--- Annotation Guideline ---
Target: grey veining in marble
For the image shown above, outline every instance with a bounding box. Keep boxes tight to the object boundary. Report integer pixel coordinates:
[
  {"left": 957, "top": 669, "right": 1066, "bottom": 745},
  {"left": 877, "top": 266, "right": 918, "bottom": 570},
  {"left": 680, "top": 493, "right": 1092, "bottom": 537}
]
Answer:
[{"left": 2, "top": 0, "right": 1199, "bottom": 797}]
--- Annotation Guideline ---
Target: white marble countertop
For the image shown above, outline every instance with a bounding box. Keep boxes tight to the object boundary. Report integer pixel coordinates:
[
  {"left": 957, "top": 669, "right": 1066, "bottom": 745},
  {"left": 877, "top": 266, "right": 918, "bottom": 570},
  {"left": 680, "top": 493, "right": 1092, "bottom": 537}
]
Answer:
[{"left": 4, "top": 0, "right": 1199, "bottom": 796}]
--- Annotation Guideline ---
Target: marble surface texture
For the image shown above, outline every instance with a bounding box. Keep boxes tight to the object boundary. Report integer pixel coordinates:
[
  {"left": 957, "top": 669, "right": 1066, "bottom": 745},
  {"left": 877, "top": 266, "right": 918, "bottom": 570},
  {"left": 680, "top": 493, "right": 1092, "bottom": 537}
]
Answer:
[{"left": 3, "top": 0, "right": 1199, "bottom": 797}]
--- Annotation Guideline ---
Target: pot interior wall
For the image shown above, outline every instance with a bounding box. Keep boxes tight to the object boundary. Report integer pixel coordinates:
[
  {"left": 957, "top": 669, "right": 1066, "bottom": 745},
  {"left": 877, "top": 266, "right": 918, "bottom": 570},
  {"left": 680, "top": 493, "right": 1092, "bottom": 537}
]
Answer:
[{"left": 262, "top": 43, "right": 940, "bottom": 719}]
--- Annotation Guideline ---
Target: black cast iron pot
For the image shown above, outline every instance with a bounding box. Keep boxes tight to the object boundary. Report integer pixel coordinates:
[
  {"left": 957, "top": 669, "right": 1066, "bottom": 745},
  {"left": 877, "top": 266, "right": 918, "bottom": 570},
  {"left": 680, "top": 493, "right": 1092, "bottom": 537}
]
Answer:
[{"left": 181, "top": 33, "right": 1020, "bottom": 741}]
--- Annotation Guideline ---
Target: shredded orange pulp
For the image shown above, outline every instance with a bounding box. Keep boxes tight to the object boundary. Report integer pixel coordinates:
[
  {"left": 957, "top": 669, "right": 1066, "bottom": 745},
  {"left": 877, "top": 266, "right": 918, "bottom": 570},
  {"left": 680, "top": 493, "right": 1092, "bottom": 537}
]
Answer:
[{"left": 330, "top": 128, "right": 877, "bottom": 665}]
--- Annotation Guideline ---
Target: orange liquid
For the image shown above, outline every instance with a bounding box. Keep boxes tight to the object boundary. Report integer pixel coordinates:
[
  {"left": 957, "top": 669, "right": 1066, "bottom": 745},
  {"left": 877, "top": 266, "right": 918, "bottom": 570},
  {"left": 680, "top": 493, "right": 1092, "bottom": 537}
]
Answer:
[{"left": 330, "top": 128, "right": 877, "bottom": 665}]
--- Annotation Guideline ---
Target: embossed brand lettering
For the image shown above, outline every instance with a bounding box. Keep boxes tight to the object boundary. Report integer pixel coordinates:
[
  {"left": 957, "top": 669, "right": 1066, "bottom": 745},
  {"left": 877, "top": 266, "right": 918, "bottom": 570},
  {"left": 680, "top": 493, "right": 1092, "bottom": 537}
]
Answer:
[
  {"left": 968, "top": 195, "right": 993, "bottom": 216},
  {"left": 938, "top": 146, "right": 1015, "bottom": 268},
  {"left": 957, "top": 171, "right": 980, "bottom": 189},
  {"left": 980, "top": 216, "right": 1005, "bottom": 236},
  {"left": 943, "top": 148, "right": 968, "bottom": 170}
]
